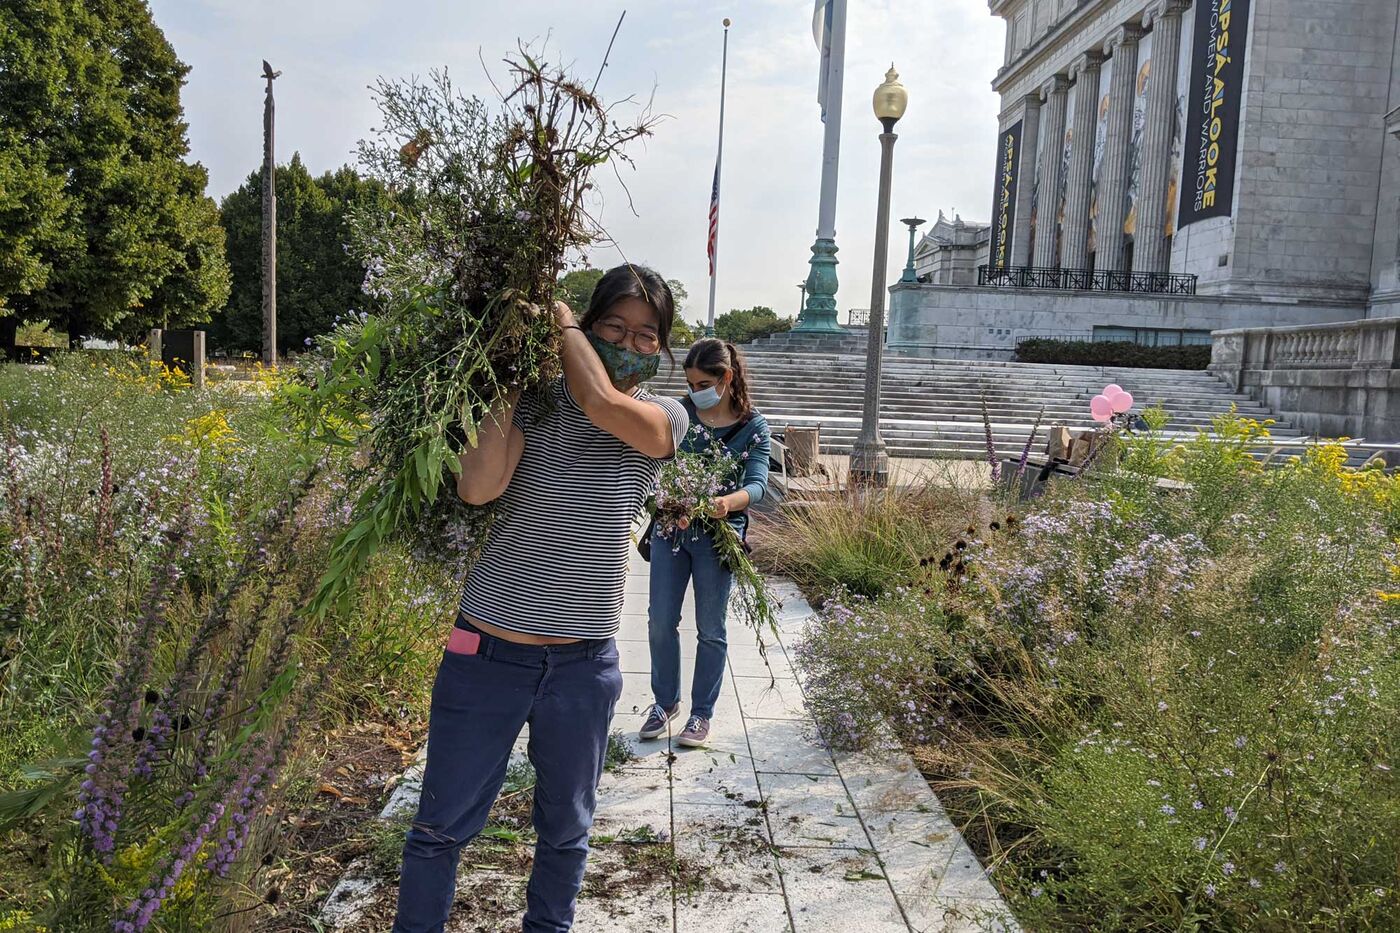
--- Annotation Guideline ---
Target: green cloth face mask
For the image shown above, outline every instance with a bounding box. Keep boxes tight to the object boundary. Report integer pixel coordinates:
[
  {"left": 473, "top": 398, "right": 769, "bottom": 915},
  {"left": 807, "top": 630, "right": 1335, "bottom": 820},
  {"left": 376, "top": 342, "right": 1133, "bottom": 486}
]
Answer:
[{"left": 587, "top": 331, "right": 660, "bottom": 384}]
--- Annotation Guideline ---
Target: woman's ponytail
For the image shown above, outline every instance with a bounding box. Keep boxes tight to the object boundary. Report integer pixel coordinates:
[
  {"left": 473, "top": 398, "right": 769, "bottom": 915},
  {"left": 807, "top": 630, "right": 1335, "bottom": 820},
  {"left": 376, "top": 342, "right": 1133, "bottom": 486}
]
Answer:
[{"left": 724, "top": 342, "right": 753, "bottom": 417}]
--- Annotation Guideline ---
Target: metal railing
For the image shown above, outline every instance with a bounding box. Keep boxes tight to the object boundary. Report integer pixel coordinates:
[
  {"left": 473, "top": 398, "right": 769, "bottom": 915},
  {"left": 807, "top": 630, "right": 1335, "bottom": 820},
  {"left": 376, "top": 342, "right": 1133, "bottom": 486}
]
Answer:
[{"left": 978, "top": 265, "right": 1198, "bottom": 295}]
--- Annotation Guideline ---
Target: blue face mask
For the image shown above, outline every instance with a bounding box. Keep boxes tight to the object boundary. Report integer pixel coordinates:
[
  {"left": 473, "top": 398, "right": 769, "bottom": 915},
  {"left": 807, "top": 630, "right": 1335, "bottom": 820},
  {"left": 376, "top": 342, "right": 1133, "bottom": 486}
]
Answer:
[
  {"left": 587, "top": 332, "right": 660, "bottom": 384},
  {"left": 688, "top": 384, "right": 725, "bottom": 410}
]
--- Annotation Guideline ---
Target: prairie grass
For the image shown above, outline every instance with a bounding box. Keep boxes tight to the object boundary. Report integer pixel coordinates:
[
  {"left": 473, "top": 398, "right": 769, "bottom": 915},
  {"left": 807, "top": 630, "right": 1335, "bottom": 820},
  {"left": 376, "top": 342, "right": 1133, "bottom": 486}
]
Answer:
[
  {"left": 0, "top": 354, "right": 450, "bottom": 930},
  {"left": 777, "top": 420, "right": 1400, "bottom": 929}
]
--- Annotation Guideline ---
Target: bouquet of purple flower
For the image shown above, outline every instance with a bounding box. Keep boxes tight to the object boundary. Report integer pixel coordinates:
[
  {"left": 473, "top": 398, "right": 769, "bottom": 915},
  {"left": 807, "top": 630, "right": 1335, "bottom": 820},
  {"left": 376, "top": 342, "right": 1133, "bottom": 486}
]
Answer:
[
  {"left": 646, "top": 434, "right": 778, "bottom": 644},
  {"left": 650, "top": 446, "right": 732, "bottom": 539}
]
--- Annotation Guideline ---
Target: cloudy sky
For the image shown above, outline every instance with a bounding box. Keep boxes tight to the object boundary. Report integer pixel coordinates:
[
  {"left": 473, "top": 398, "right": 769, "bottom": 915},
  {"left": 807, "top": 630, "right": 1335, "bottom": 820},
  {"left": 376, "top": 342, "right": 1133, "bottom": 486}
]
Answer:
[{"left": 148, "top": 0, "right": 1004, "bottom": 325}]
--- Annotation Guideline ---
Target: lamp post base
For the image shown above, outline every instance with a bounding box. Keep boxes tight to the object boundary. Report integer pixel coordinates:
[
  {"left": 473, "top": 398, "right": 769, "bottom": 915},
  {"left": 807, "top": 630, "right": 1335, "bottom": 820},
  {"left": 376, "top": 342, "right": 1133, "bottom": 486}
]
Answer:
[
  {"left": 795, "top": 237, "right": 846, "bottom": 333},
  {"left": 847, "top": 437, "right": 889, "bottom": 488}
]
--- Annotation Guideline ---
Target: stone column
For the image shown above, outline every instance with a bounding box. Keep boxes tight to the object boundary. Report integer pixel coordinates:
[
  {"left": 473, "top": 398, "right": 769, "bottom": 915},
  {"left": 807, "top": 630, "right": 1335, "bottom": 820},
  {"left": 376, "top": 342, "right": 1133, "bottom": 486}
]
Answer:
[
  {"left": 1097, "top": 24, "right": 1144, "bottom": 273},
  {"left": 1135, "top": 1, "right": 1189, "bottom": 274},
  {"left": 1011, "top": 94, "right": 1041, "bottom": 267},
  {"left": 1033, "top": 74, "right": 1070, "bottom": 267},
  {"left": 1061, "top": 50, "right": 1104, "bottom": 272},
  {"left": 1387, "top": 109, "right": 1400, "bottom": 289}
]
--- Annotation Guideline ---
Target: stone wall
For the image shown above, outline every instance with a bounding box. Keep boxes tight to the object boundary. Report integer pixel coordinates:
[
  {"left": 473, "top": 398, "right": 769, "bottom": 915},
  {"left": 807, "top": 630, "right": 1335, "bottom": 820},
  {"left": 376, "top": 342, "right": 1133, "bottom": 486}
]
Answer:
[
  {"left": 1210, "top": 317, "right": 1400, "bottom": 441},
  {"left": 1371, "top": 101, "right": 1400, "bottom": 313},
  {"left": 994, "top": 0, "right": 1155, "bottom": 101},
  {"left": 989, "top": 0, "right": 1400, "bottom": 307},
  {"left": 1219, "top": 0, "right": 1399, "bottom": 305},
  {"left": 886, "top": 282, "right": 1362, "bottom": 357}
]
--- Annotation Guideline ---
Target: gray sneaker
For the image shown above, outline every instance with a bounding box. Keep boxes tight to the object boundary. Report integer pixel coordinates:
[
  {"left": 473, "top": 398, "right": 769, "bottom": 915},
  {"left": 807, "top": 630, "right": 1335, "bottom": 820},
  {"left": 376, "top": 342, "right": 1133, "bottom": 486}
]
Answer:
[
  {"left": 676, "top": 716, "right": 710, "bottom": 748},
  {"left": 639, "top": 703, "right": 679, "bottom": 740}
]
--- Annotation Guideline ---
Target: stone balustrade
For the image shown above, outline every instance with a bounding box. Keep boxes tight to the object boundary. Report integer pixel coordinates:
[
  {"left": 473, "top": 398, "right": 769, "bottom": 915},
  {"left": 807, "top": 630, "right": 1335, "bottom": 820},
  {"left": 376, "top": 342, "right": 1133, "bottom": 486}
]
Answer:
[
  {"left": 1266, "top": 329, "right": 1359, "bottom": 369},
  {"left": 1210, "top": 318, "right": 1400, "bottom": 442}
]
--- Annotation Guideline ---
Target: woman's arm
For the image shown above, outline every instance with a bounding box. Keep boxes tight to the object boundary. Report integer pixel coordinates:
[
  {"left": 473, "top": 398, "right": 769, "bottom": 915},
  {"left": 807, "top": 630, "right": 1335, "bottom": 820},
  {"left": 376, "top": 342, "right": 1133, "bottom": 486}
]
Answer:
[
  {"left": 555, "top": 304, "right": 677, "bottom": 459},
  {"left": 709, "top": 425, "right": 771, "bottom": 518},
  {"left": 455, "top": 390, "right": 525, "bottom": 505}
]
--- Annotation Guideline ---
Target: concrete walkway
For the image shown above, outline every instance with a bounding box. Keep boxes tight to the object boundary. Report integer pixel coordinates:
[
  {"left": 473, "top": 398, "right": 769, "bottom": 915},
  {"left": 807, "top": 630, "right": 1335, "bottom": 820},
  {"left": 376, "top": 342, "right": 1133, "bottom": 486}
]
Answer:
[{"left": 584, "top": 556, "right": 1016, "bottom": 933}]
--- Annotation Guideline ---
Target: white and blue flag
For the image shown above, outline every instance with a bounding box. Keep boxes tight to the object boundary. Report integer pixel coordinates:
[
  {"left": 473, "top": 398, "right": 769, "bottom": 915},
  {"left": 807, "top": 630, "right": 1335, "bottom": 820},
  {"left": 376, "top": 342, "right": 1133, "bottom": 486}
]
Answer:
[{"left": 814, "top": 0, "right": 834, "bottom": 122}]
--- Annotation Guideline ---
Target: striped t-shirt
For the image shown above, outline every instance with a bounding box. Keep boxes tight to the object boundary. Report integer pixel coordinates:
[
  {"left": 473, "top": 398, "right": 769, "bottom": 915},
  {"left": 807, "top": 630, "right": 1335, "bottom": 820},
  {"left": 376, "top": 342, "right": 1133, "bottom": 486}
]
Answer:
[{"left": 458, "top": 376, "right": 688, "bottom": 640}]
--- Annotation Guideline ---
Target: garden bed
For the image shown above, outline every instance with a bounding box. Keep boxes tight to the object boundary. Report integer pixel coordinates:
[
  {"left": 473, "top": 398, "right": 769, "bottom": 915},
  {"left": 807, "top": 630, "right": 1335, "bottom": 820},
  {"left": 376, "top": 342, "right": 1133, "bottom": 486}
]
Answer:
[
  {"left": 0, "top": 353, "right": 452, "bottom": 929},
  {"left": 767, "top": 415, "right": 1400, "bottom": 928}
]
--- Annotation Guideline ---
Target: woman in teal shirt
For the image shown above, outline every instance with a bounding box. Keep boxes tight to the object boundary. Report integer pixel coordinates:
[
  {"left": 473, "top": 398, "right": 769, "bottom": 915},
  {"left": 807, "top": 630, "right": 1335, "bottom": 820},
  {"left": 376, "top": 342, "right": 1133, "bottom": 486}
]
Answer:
[{"left": 641, "top": 338, "right": 770, "bottom": 747}]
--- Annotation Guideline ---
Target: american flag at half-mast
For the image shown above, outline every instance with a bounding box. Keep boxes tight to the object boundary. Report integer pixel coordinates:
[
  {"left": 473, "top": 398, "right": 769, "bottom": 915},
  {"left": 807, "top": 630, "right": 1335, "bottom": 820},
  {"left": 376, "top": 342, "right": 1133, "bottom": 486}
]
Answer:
[
  {"left": 705, "top": 19, "right": 730, "bottom": 330},
  {"left": 707, "top": 159, "right": 720, "bottom": 276}
]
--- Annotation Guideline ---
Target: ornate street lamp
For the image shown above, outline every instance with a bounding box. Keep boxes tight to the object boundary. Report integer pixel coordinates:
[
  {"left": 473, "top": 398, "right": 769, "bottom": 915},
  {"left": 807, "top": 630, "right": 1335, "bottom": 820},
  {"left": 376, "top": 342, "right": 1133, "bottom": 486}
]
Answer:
[
  {"left": 848, "top": 66, "right": 907, "bottom": 487},
  {"left": 900, "top": 216, "right": 926, "bottom": 283}
]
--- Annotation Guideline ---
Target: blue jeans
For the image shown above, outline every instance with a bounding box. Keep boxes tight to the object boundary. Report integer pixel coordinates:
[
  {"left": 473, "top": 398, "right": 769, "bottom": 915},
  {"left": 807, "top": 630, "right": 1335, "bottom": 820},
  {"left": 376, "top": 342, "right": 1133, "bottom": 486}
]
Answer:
[
  {"left": 394, "top": 619, "right": 623, "bottom": 933},
  {"left": 648, "top": 525, "right": 733, "bottom": 720}
]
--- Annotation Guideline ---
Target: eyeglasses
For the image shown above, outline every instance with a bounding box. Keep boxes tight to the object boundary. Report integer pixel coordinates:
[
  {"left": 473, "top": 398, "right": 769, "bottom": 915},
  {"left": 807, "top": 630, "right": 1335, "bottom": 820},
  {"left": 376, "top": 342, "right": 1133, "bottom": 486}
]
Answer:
[{"left": 595, "top": 319, "right": 660, "bottom": 355}]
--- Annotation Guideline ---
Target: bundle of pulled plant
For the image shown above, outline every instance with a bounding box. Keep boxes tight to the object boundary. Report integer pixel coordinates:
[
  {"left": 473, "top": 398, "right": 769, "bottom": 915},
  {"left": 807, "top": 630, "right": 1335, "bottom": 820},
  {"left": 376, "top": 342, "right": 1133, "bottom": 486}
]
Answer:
[
  {"left": 648, "top": 439, "right": 779, "bottom": 643},
  {"left": 281, "top": 53, "right": 655, "bottom": 615}
]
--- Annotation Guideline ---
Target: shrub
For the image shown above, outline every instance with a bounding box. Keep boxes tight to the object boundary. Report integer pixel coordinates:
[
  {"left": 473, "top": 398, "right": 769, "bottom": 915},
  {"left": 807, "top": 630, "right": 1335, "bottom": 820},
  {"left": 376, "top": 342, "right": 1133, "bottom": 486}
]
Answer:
[
  {"left": 1015, "top": 338, "right": 1210, "bottom": 370},
  {"left": 714, "top": 306, "right": 792, "bottom": 345},
  {"left": 789, "top": 419, "right": 1400, "bottom": 928}
]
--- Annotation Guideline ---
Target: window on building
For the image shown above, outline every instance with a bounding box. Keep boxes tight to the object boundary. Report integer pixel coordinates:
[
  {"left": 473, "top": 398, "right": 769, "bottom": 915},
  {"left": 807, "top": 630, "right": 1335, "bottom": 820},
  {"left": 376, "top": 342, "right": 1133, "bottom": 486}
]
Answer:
[{"left": 1092, "top": 326, "right": 1213, "bottom": 347}]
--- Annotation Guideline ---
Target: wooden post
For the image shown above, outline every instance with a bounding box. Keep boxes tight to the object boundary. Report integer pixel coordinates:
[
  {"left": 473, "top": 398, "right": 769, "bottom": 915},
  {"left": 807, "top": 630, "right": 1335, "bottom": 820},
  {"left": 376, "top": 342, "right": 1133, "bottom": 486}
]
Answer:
[
  {"left": 190, "top": 331, "right": 206, "bottom": 390},
  {"left": 261, "top": 60, "right": 281, "bottom": 367}
]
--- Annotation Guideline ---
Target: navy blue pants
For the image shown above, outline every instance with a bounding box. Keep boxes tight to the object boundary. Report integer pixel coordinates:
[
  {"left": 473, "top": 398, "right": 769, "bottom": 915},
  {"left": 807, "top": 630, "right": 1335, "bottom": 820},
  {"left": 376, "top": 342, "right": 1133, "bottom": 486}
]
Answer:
[{"left": 393, "top": 619, "right": 623, "bottom": 933}]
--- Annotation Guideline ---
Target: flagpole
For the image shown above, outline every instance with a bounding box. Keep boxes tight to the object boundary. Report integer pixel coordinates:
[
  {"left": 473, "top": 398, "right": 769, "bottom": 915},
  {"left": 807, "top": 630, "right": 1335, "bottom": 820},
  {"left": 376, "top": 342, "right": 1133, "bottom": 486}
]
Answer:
[
  {"left": 706, "top": 18, "right": 731, "bottom": 335},
  {"left": 795, "top": 0, "right": 847, "bottom": 333}
]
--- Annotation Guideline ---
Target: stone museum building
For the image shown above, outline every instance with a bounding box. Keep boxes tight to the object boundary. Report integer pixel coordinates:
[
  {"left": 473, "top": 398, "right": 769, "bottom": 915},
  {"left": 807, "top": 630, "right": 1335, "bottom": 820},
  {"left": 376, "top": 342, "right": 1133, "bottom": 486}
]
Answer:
[{"left": 888, "top": 0, "right": 1400, "bottom": 357}]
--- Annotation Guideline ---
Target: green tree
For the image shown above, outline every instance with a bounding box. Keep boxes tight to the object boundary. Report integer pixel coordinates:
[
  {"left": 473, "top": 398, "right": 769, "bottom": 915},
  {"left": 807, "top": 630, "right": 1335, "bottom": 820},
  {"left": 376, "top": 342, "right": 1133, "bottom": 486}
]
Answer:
[
  {"left": 714, "top": 305, "right": 792, "bottom": 345},
  {"left": 210, "top": 156, "right": 387, "bottom": 353},
  {"left": 666, "top": 278, "right": 688, "bottom": 318},
  {"left": 556, "top": 267, "right": 604, "bottom": 315},
  {"left": 557, "top": 267, "right": 690, "bottom": 331},
  {"left": 0, "top": 0, "right": 230, "bottom": 352},
  {"left": 670, "top": 318, "right": 700, "bottom": 347}
]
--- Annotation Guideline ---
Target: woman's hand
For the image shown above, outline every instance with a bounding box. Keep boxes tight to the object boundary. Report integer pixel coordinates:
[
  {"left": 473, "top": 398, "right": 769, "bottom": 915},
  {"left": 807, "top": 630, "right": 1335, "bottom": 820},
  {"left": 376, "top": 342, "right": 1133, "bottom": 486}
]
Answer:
[
  {"left": 552, "top": 300, "right": 576, "bottom": 330},
  {"left": 707, "top": 494, "right": 734, "bottom": 520}
]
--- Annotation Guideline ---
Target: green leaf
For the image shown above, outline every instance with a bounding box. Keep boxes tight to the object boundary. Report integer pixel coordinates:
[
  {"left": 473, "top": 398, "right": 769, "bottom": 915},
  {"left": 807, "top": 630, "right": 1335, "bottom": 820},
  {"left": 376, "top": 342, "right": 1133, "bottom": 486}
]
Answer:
[
  {"left": 843, "top": 869, "right": 886, "bottom": 882},
  {"left": 480, "top": 825, "right": 524, "bottom": 843}
]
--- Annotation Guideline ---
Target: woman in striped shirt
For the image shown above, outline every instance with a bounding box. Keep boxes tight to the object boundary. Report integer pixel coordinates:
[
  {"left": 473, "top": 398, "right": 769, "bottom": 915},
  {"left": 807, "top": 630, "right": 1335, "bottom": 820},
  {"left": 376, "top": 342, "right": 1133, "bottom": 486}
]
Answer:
[{"left": 394, "top": 265, "right": 688, "bottom": 933}]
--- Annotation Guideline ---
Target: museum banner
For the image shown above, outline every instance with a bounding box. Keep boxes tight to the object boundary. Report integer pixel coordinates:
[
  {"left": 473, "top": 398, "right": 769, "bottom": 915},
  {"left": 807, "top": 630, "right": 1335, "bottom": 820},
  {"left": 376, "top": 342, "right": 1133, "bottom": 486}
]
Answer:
[
  {"left": 989, "top": 120, "right": 1023, "bottom": 270},
  {"left": 1179, "top": 0, "right": 1250, "bottom": 227}
]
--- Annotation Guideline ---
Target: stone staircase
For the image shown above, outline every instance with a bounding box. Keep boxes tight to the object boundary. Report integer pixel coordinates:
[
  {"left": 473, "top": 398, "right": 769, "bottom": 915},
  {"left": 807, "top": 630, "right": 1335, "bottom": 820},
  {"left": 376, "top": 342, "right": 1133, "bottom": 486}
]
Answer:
[
  {"left": 743, "top": 326, "right": 868, "bottom": 355},
  {"left": 646, "top": 351, "right": 1317, "bottom": 461}
]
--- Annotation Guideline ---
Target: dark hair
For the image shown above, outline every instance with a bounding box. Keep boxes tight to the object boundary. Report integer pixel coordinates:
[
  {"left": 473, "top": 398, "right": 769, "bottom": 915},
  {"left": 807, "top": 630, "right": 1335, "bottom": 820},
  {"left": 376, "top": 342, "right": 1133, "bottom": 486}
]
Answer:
[
  {"left": 579, "top": 264, "right": 675, "bottom": 362},
  {"left": 684, "top": 337, "right": 753, "bottom": 416}
]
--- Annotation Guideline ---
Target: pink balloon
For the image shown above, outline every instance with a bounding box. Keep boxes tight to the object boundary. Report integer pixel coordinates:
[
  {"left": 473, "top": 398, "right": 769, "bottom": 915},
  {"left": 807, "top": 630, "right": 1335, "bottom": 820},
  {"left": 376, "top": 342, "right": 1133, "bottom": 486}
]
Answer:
[
  {"left": 1090, "top": 394, "right": 1113, "bottom": 422},
  {"left": 1110, "top": 390, "right": 1134, "bottom": 414},
  {"left": 1103, "top": 384, "right": 1123, "bottom": 397}
]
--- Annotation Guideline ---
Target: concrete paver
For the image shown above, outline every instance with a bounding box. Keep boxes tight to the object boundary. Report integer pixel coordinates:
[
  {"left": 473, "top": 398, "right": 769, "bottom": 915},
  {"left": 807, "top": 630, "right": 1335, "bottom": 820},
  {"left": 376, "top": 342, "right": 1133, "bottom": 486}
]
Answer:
[{"left": 591, "top": 555, "right": 1016, "bottom": 931}]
